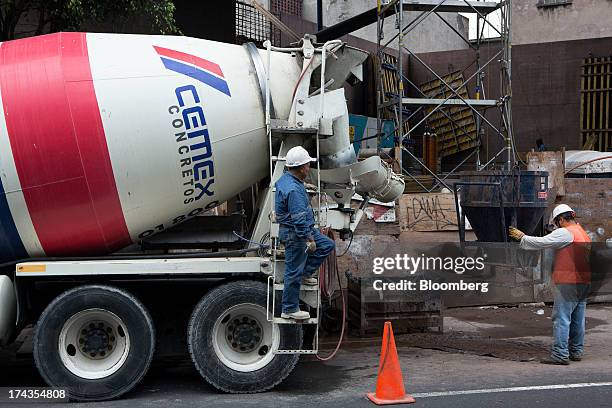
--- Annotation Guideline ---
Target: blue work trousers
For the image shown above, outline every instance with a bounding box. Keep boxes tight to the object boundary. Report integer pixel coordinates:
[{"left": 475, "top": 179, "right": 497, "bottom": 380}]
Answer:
[
  {"left": 279, "top": 227, "right": 335, "bottom": 314},
  {"left": 551, "top": 284, "right": 590, "bottom": 361}
]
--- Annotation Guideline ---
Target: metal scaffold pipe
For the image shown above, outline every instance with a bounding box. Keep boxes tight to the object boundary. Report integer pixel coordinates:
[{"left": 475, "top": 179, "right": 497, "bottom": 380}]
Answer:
[{"left": 375, "top": 0, "right": 515, "bottom": 189}]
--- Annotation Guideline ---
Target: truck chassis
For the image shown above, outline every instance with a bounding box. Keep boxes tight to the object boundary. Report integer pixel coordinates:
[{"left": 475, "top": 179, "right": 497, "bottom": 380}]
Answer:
[{"left": 11, "top": 256, "right": 303, "bottom": 400}]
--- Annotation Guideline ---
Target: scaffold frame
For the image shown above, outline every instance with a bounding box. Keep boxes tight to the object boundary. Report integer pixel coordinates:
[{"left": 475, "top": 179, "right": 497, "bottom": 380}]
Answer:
[{"left": 375, "top": 0, "right": 516, "bottom": 192}]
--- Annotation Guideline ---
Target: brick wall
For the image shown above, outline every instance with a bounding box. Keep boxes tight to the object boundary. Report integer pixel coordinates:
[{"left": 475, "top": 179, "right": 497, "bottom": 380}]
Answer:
[{"left": 557, "top": 178, "right": 612, "bottom": 241}]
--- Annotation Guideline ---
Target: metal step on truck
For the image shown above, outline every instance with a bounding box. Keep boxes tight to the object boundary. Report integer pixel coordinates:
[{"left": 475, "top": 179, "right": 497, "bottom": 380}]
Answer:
[{"left": 0, "top": 32, "right": 404, "bottom": 401}]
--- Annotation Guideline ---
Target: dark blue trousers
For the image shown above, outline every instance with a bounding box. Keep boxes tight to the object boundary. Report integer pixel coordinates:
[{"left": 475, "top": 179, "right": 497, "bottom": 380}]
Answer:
[{"left": 279, "top": 227, "right": 335, "bottom": 314}]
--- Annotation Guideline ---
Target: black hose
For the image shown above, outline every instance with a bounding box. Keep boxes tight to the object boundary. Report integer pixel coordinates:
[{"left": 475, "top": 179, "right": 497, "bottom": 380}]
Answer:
[{"left": 0, "top": 247, "right": 259, "bottom": 270}]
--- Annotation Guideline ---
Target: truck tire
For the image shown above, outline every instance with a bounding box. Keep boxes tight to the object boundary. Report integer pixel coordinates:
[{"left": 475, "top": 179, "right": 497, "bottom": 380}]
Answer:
[
  {"left": 33, "top": 285, "right": 155, "bottom": 401},
  {"left": 188, "top": 280, "right": 301, "bottom": 393}
]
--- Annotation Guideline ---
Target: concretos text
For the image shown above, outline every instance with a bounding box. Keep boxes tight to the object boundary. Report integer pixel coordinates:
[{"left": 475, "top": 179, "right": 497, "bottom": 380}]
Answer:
[{"left": 169, "top": 84, "right": 216, "bottom": 205}]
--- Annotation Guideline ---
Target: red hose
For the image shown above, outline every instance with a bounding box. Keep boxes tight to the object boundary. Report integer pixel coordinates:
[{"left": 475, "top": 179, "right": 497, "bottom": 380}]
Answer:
[
  {"left": 290, "top": 57, "right": 315, "bottom": 105},
  {"left": 316, "top": 228, "right": 346, "bottom": 361}
]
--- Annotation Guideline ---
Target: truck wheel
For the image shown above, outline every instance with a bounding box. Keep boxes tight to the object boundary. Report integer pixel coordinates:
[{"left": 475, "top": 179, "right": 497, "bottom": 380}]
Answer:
[
  {"left": 33, "top": 285, "right": 155, "bottom": 401},
  {"left": 188, "top": 280, "right": 301, "bottom": 393}
]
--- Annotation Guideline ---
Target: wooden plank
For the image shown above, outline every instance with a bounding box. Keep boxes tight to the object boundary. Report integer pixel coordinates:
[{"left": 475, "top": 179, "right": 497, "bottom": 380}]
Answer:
[
  {"left": 598, "top": 57, "right": 603, "bottom": 151},
  {"left": 435, "top": 121, "right": 476, "bottom": 136},
  {"left": 586, "top": 57, "right": 592, "bottom": 149},
  {"left": 585, "top": 58, "right": 595, "bottom": 149},
  {"left": 605, "top": 57, "right": 612, "bottom": 151},
  {"left": 380, "top": 52, "right": 410, "bottom": 141},
  {"left": 420, "top": 72, "right": 463, "bottom": 91},
  {"left": 439, "top": 139, "right": 478, "bottom": 151},
  {"left": 419, "top": 71, "right": 477, "bottom": 158},
  {"left": 438, "top": 129, "right": 478, "bottom": 143},
  {"left": 398, "top": 193, "right": 459, "bottom": 231},
  {"left": 429, "top": 109, "right": 473, "bottom": 124},
  {"left": 596, "top": 56, "right": 600, "bottom": 149},
  {"left": 438, "top": 123, "right": 477, "bottom": 136},
  {"left": 592, "top": 58, "right": 597, "bottom": 149},
  {"left": 437, "top": 129, "right": 477, "bottom": 142},
  {"left": 439, "top": 135, "right": 478, "bottom": 149},
  {"left": 580, "top": 57, "right": 586, "bottom": 148},
  {"left": 402, "top": 175, "right": 436, "bottom": 193}
]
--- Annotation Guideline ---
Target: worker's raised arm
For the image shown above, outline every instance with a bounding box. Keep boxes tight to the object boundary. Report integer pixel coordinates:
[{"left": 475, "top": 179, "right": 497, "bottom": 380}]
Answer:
[
  {"left": 519, "top": 227, "right": 574, "bottom": 250},
  {"left": 286, "top": 189, "right": 314, "bottom": 240}
]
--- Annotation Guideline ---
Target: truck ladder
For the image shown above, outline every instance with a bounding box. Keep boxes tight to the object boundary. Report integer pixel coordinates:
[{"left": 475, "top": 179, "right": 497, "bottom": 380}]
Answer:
[{"left": 262, "top": 38, "right": 341, "bottom": 355}]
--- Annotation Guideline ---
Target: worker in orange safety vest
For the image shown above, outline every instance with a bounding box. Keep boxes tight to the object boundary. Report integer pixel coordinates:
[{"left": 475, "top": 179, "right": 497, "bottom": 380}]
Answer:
[{"left": 509, "top": 204, "right": 591, "bottom": 365}]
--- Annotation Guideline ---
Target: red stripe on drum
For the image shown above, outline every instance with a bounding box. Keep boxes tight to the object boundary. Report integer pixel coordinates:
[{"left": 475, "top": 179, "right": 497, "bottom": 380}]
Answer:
[
  {"left": 153, "top": 45, "right": 225, "bottom": 78},
  {"left": 0, "top": 32, "right": 131, "bottom": 255}
]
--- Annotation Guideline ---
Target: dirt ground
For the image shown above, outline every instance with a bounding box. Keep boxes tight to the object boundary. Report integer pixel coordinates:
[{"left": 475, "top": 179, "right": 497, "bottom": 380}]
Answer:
[{"left": 317, "top": 302, "right": 611, "bottom": 363}]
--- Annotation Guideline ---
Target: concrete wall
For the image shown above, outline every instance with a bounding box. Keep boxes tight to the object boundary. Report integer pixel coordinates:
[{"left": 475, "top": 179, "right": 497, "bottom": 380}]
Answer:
[
  {"left": 558, "top": 178, "right": 612, "bottom": 241},
  {"left": 513, "top": 0, "right": 612, "bottom": 45},
  {"left": 301, "top": 0, "right": 470, "bottom": 53},
  {"left": 512, "top": 36, "right": 612, "bottom": 152}
]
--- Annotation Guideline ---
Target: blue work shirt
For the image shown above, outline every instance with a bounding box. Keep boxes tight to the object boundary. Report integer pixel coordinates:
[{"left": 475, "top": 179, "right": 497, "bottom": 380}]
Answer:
[{"left": 275, "top": 171, "right": 315, "bottom": 240}]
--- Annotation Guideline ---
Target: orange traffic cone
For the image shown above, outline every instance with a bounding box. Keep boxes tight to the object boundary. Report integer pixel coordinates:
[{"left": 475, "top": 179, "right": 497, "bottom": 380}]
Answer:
[{"left": 366, "top": 321, "right": 416, "bottom": 405}]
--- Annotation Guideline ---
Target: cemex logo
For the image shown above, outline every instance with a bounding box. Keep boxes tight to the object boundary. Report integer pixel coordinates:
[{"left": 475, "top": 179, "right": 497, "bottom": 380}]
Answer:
[{"left": 154, "top": 45, "right": 231, "bottom": 97}]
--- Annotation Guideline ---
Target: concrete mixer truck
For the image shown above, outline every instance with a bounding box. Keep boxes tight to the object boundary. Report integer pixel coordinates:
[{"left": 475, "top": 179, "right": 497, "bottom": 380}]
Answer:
[{"left": 0, "top": 32, "right": 404, "bottom": 401}]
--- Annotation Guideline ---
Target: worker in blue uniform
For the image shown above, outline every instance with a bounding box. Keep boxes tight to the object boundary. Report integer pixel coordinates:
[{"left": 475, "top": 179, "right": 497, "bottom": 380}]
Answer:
[{"left": 275, "top": 146, "right": 335, "bottom": 320}]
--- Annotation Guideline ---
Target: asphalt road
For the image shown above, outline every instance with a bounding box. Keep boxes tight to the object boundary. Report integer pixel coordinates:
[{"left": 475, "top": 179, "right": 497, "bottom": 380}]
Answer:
[
  {"left": 2, "top": 352, "right": 612, "bottom": 408},
  {"left": 402, "top": 386, "right": 612, "bottom": 408},
  {"left": 4, "top": 305, "right": 612, "bottom": 407}
]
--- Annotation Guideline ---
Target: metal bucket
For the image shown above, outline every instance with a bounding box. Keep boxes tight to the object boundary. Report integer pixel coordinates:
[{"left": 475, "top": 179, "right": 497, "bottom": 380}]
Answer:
[{"left": 457, "top": 170, "right": 550, "bottom": 242}]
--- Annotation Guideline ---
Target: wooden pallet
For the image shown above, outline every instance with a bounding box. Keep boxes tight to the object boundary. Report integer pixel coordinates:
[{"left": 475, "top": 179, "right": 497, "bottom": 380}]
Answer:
[
  {"left": 419, "top": 71, "right": 479, "bottom": 158},
  {"left": 580, "top": 56, "right": 612, "bottom": 152}
]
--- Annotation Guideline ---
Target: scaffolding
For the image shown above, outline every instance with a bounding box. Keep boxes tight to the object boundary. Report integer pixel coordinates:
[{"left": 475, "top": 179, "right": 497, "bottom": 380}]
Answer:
[{"left": 375, "top": 0, "right": 515, "bottom": 192}]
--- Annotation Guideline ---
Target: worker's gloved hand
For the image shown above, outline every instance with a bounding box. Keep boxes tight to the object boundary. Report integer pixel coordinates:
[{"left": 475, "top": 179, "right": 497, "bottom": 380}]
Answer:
[
  {"left": 508, "top": 226, "right": 525, "bottom": 241},
  {"left": 306, "top": 239, "right": 317, "bottom": 253},
  {"left": 304, "top": 182, "right": 318, "bottom": 194}
]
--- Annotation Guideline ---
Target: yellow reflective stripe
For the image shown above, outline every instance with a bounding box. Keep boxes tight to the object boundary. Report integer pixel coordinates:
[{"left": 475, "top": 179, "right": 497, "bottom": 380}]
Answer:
[{"left": 17, "top": 264, "right": 46, "bottom": 273}]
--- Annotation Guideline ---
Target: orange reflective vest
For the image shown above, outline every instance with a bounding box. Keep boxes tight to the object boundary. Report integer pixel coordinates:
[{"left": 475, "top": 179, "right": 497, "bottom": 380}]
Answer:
[{"left": 553, "top": 224, "right": 591, "bottom": 284}]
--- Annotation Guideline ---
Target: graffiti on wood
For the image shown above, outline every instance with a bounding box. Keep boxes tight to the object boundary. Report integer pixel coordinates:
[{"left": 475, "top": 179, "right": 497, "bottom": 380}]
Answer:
[{"left": 399, "top": 193, "right": 458, "bottom": 232}]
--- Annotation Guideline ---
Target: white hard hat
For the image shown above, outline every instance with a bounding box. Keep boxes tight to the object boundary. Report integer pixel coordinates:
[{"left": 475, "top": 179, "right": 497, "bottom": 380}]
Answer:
[
  {"left": 285, "top": 146, "right": 316, "bottom": 168},
  {"left": 552, "top": 204, "right": 574, "bottom": 220}
]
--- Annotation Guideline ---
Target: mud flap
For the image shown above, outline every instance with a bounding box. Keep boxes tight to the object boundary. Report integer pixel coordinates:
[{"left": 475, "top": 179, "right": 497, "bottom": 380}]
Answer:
[{"left": 0, "top": 275, "right": 16, "bottom": 346}]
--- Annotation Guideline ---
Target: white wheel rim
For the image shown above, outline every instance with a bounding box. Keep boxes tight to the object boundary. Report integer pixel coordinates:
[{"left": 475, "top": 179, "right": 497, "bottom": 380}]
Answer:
[
  {"left": 58, "top": 308, "right": 130, "bottom": 380},
  {"left": 211, "top": 303, "right": 279, "bottom": 373}
]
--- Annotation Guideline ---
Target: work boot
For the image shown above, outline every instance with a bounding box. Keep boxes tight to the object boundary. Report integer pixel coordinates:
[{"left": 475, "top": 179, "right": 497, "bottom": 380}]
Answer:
[
  {"left": 569, "top": 354, "right": 583, "bottom": 362},
  {"left": 302, "top": 277, "right": 318, "bottom": 286},
  {"left": 540, "top": 356, "right": 570, "bottom": 365},
  {"left": 281, "top": 310, "right": 310, "bottom": 320}
]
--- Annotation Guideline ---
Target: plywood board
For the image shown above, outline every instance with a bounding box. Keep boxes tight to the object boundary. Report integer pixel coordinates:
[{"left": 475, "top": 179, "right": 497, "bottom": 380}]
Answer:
[
  {"left": 526, "top": 150, "right": 565, "bottom": 197},
  {"left": 398, "top": 193, "right": 459, "bottom": 231}
]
